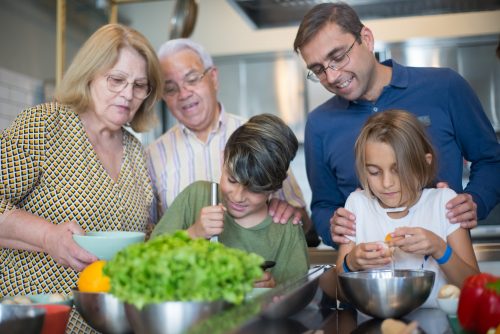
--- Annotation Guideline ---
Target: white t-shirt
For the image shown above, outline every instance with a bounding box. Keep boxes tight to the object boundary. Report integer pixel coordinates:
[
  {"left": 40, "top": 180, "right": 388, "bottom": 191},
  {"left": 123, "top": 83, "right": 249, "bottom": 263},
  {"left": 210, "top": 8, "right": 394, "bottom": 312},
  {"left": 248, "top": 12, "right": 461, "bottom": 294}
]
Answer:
[{"left": 345, "top": 188, "right": 460, "bottom": 308}]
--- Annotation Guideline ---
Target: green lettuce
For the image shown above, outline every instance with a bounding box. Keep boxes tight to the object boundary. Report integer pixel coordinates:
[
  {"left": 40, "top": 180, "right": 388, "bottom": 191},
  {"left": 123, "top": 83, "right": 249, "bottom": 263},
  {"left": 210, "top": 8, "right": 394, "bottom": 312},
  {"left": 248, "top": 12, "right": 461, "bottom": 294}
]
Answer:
[{"left": 104, "top": 231, "right": 263, "bottom": 309}]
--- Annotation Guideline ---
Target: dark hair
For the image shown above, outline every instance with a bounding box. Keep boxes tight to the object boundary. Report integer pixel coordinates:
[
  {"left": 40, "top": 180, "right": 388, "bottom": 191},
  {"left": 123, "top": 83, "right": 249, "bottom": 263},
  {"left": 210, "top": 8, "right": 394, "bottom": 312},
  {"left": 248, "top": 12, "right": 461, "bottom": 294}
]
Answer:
[
  {"left": 355, "top": 110, "right": 437, "bottom": 207},
  {"left": 294, "top": 2, "right": 364, "bottom": 53},
  {"left": 224, "top": 114, "right": 298, "bottom": 193}
]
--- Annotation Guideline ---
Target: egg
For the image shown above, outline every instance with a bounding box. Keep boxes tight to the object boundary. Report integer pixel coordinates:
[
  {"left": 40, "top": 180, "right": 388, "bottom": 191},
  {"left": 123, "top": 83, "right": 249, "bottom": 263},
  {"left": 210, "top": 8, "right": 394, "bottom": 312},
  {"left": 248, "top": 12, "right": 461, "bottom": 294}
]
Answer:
[{"left": 438, "top": 284, "right": 460, "bottom": 299}]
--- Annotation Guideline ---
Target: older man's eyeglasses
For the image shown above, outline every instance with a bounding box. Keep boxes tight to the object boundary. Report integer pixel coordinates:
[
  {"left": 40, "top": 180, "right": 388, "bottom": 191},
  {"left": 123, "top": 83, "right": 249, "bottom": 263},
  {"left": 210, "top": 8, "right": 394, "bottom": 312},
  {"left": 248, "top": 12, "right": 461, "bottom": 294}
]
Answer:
[
  {"left": 163, "top": 67, "right": 213, "bottom": 97},
  {"left": 307, "top": 39, "right": 358, "bottom": 83},
  {"left": 107, "top": 75, "right": 151, "bottom": 99}
]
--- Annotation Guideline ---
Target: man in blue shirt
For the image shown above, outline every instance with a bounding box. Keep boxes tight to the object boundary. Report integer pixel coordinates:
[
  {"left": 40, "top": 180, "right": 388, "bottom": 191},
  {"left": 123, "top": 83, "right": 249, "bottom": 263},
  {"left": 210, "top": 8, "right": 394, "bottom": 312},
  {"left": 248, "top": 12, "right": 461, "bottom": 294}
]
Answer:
[{"left": 293, "top": 2, "right": 500, "bottom": 248}]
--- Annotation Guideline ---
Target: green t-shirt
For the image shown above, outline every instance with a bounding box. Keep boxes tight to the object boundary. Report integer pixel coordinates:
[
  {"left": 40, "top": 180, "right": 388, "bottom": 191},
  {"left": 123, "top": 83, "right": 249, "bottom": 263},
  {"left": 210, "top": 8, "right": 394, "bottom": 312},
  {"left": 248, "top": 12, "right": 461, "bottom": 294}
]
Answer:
[{"left": 152, "top": 181, "right": 309, "bottom": 284}]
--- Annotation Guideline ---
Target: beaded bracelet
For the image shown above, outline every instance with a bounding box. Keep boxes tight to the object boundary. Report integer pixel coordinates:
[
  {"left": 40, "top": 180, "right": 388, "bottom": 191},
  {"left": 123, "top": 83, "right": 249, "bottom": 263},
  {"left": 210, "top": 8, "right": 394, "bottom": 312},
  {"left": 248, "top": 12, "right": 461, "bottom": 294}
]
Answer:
[
  {"left": 435, "top": 244, "right": 453, "bottom": 265},
  {"left": 343, "top": 253, "right": 353, "bottom": 272}
]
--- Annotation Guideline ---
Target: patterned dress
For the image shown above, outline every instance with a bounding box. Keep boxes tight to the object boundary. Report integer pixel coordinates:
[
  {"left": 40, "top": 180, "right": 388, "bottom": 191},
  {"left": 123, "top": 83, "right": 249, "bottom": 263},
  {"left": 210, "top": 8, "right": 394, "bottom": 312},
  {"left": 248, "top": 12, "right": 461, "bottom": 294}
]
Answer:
[{"left": 0, "top": 102, "right": 153, "bottom": 332}]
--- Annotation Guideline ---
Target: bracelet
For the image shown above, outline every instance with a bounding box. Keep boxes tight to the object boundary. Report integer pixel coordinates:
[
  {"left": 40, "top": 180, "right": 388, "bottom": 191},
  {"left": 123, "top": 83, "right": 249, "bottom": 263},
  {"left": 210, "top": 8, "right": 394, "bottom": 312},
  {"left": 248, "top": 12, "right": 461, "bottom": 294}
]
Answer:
[
  {"left": 435, "top": 244, "right": 452, "bottom": 265},
  {"left": 343, "top": 253, "right": 353, "bottom": 272}
]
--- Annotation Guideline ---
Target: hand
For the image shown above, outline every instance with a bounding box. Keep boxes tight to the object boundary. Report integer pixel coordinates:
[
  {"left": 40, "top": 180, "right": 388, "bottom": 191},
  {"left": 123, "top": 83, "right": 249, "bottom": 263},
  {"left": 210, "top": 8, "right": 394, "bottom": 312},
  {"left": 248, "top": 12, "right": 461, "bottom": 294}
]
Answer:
[
  {"left": 446, "top": 193, "right": 477, "bottom": 229},
  {"left": 436, "top": 182, "right": 477, "bottom": 229},
  {"left": 268, "top": 198, "right": 301, "bottom": 224},
  {"left": 391, "top": 227, "right": 447, "bottom": 259},
  {"left": 254, "top": 271, "right": 276, "bottom": 288},
  {"left": 189, "top": 204, "right": 226, "bottom": 239},
  {"left": 42, "top": 221, "right": 98, "bottom": 272},
  {"left": 347, "top": 242, "right": 391, "bottom": 271},
  {"left": 330, "top": 207, "right": 356, "bottom": 245}
]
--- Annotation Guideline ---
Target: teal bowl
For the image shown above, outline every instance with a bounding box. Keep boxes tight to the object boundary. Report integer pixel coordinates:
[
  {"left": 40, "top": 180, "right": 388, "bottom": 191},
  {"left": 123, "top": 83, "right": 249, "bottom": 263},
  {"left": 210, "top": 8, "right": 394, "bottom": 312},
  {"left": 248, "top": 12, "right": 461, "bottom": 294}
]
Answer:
[
  {"left": 1, "top": 294, "right": 73, "bottom": 307},
  {"left": 73, "top": 231, "right": 145, "bottom": 261}
]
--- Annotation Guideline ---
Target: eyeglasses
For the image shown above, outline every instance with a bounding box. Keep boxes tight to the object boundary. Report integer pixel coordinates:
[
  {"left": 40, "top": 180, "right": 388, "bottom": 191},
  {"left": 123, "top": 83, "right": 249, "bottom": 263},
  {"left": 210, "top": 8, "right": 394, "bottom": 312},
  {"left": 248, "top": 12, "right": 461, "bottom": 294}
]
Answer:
[
  {"left": 107, "top": 75, "right": 151, "bottom": 99},
  {"left": 307, "top": 38, "right": 358, "bottom": 83},
  {"left": 163, "top": 67, "right": 213, "bottom": 97}
]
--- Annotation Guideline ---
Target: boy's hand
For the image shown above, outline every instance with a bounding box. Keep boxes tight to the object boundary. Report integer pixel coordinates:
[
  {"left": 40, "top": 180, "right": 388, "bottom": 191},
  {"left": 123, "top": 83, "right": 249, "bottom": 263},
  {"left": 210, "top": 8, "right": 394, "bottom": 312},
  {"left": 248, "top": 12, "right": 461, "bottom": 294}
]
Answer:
[
  {"left": 347, "top": 242, "right": 391, "bottom": 271},
  {"left": 188, "top": 204, "right": 226, "bottom": 239},
  {"left": 254, "top": 271, "right": 276, "bottom": 288}
]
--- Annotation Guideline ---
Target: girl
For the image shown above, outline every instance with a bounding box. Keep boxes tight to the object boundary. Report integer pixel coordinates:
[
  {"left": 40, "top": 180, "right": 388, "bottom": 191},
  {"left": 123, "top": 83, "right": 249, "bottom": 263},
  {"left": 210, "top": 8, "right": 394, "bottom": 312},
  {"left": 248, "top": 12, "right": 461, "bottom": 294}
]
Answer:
[{"left": 336, "top": 109, "right": 479, "bottom": 307}]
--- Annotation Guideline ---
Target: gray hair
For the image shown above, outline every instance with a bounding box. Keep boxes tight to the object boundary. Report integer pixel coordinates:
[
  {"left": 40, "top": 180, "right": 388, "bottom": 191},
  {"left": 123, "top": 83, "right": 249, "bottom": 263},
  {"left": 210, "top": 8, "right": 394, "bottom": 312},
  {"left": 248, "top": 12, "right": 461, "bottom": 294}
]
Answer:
[
  {"left": 157, "top": 38, "right": 214, "bottom": 68},
  {"left": 224, "top": 114, "right": 298, "bottom": 193}
]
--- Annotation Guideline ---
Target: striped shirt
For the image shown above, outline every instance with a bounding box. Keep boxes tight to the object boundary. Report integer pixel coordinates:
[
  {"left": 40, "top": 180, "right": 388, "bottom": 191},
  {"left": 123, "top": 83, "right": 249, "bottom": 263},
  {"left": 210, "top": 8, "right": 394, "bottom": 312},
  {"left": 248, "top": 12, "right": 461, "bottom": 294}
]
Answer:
[{"left": 146, "top": 106, "right": 306, "bottom": 223}]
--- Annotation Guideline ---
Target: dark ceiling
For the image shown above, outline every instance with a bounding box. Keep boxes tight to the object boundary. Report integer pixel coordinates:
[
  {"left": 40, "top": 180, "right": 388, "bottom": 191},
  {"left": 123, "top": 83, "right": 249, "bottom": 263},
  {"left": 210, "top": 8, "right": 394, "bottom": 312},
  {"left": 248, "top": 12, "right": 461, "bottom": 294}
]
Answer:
[{"left": 227, "top": 0, "right": 500, "bottom": 29}]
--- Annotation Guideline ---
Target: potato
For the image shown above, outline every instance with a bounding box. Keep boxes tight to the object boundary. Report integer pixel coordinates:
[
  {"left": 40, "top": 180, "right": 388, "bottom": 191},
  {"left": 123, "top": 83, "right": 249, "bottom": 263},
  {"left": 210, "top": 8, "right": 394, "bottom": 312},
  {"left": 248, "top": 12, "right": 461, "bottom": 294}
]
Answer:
[
  {"left": 381, "top": 319, "right": 419, "bottom": 334},
  {"left": 438, "top": 284, "right": 460, "bottom": 299}
]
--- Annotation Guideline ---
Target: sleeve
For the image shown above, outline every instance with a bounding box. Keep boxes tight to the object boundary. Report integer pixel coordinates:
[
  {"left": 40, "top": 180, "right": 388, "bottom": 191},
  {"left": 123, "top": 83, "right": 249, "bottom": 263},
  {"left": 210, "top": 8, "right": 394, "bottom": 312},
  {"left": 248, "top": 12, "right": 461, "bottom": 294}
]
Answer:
[
  {"left": 304, "top": 117, "right": 345, "bottom": 248},
  {"left": 271, "top": 169, "right": 307, "bottom": 208},
  {"left": 272, "top": 223, "right": 309, "bottom": 284},
  {"left": 151, "top": 181, "right": 209, "bottom": 238},
  {"left": 440, "top": 188, "right": 461, "bottom": 237},
  {"left": 447, "top": 71, "right": 500, "bottom": 219},
  {"left": 344, "top": 193, "right": 358, "bottom": 244},
  {"left": 0, "top": 107, "right": 46, "bottom": 215}
]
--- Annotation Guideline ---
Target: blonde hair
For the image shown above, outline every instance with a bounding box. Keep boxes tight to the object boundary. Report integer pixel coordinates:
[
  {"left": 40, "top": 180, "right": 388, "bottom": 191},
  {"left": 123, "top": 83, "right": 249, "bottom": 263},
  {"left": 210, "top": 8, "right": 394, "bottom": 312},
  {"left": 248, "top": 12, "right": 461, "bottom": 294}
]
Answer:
[
  {"left": 55, "top": 24, "right": 162, "bottom": 132},
  {"left": 355, "top": 110, "right": 437, "bottom": 207}
]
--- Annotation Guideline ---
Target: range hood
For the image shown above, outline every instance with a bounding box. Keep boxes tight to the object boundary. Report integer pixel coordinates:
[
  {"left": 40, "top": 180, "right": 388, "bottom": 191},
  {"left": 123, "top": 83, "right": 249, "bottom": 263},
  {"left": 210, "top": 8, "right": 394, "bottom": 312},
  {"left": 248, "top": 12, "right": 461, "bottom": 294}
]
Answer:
[{"left": 227, "top": 0, "right": 500, "bottom": 29}]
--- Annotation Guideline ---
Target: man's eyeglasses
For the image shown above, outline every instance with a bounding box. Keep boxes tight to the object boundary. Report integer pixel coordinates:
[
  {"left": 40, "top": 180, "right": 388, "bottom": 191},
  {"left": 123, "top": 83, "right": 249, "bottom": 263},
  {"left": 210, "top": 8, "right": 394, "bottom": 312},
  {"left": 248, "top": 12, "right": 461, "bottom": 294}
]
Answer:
[
  {"left": 107, "top": 75, "right": 151, "bottom": 99},
  {"left": 307, "top": 38, "right": 358, "bottom": 83},
  {"left": 163, "top": 67, "right": 213, "bottom": 97}
]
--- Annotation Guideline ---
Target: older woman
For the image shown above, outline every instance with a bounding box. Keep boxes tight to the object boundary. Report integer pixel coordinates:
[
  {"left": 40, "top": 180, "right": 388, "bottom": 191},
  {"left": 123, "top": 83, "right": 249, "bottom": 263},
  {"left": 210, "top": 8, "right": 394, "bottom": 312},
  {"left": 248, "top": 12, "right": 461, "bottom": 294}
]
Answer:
[{"left": 0, "top": 24, "right": 161, "bottom": 331}]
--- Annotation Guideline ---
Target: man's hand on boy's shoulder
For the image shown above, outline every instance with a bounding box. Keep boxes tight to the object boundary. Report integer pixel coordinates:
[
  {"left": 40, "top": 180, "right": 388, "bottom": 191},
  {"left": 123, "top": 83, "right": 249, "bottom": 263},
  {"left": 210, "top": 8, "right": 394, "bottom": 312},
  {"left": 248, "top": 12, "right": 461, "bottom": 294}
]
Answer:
[{"left": 268, "top": 198, "right": 302, "bottom": 225}]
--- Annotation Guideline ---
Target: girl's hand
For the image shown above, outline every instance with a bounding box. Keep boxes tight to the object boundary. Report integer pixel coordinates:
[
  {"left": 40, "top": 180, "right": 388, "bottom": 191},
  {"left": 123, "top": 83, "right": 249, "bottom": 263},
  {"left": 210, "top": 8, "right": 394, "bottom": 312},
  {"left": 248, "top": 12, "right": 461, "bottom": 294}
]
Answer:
[
  {"left": 254, "top": 271, "right": 276, "bottom": 288},
  {"left": 348, "top": 242, "right": 392, "bottom": 271},
  {"left": 189, "top": 204, "right": 226, "bottom": 239},
  {"left": 391, "top": 227, "right": 447, "bottom": 259},
  {"left": 43, "top": 221, "right": 98, "bottom": 272}
]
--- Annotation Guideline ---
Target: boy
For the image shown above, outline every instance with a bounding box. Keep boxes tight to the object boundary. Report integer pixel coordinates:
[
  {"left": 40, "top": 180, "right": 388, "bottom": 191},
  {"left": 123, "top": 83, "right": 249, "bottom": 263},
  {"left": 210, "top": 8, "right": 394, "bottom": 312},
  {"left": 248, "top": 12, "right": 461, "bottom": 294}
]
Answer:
[{"left": 152, "top": 114, "right": 309, "bottom": 286}]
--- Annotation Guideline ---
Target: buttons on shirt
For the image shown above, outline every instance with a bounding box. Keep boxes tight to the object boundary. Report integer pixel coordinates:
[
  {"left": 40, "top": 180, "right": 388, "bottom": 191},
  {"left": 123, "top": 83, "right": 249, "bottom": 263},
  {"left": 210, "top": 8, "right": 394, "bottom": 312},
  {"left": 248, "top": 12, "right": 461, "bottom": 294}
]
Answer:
[{"left": 373, "top": 107, "right": 379, "bottom": 112}]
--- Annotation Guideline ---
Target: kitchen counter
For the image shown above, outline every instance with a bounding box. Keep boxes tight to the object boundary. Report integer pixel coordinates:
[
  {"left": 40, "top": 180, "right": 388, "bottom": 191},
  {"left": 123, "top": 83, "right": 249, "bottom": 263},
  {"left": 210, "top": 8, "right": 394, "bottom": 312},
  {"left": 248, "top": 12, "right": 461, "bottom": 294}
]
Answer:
[{"left": 235, "top": 304, "right": 453, "bottom": 334}]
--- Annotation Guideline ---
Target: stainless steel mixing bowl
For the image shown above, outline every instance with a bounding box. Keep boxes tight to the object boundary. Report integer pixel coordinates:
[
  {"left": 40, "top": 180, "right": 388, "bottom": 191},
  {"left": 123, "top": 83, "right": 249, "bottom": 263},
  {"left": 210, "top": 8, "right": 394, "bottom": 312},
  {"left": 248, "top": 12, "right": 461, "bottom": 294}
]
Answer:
[
  {"left": 0, "top": 304, "right": 45, "bottom": 333},
  {"left": 125, "top": 300, "right": 229, "bottom": 334},
  {"left": 338, "top": 269, "right": 435, "bottom": 318},
  {"left": 73, "top": 289, "right": 132, "bottom": 334}
]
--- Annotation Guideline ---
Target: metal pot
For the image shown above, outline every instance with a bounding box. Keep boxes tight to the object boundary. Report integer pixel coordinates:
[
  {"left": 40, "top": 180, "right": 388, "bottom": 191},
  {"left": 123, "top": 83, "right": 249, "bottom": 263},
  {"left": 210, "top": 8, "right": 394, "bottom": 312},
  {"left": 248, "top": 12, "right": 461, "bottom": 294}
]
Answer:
[{"left": 169, "top": 0, "right": 198, "bottom": 39}]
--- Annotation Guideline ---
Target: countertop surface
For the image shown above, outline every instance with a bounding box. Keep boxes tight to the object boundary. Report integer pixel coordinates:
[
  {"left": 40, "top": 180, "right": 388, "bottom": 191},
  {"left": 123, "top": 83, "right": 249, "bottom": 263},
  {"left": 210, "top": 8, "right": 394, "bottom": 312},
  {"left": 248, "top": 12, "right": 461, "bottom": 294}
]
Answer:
[
  {"left": 235, "top": 305, "right": 454, "bottom": 334},
  {"left": 188, "top": 266, "right": 456, "bottom": 334}
]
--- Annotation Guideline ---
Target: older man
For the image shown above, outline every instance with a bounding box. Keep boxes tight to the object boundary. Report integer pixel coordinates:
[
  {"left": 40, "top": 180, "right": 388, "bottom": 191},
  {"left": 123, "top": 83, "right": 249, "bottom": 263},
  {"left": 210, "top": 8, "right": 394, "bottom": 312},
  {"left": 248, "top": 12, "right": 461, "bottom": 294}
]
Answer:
[{"left": 147, "top": 39, "right": 319, "bottom": 245}]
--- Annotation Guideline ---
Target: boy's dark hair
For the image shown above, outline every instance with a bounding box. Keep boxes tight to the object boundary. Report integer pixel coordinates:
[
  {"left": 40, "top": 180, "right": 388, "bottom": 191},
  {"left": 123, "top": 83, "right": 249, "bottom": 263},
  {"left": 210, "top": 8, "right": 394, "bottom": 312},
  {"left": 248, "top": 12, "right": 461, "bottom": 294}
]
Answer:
[
  {"left": 224, "top": 114, "right": 298, "bottom": 193},
  {"left": 293, "top": 2, "right": 364, "bottom": 53}
]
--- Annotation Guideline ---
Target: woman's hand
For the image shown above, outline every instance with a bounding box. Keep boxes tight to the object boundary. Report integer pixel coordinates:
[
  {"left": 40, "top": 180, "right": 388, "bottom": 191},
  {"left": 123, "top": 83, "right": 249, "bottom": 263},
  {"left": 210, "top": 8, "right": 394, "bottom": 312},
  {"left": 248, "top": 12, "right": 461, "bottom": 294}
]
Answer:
[
  {"left": 188, "top": 204, "right": 225, "bottom": 239},
  {"left": 391, "top": 227, "right": 447, "bottom": 259},
  {"left": 347, "top": 242, "right": 391, "bottom": 271},
  {"left": 254, "top": 271, "right": 276, "bottom": 288},
  {"left": 43, "top": 221, "right": 98, "bottom": 272}
]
